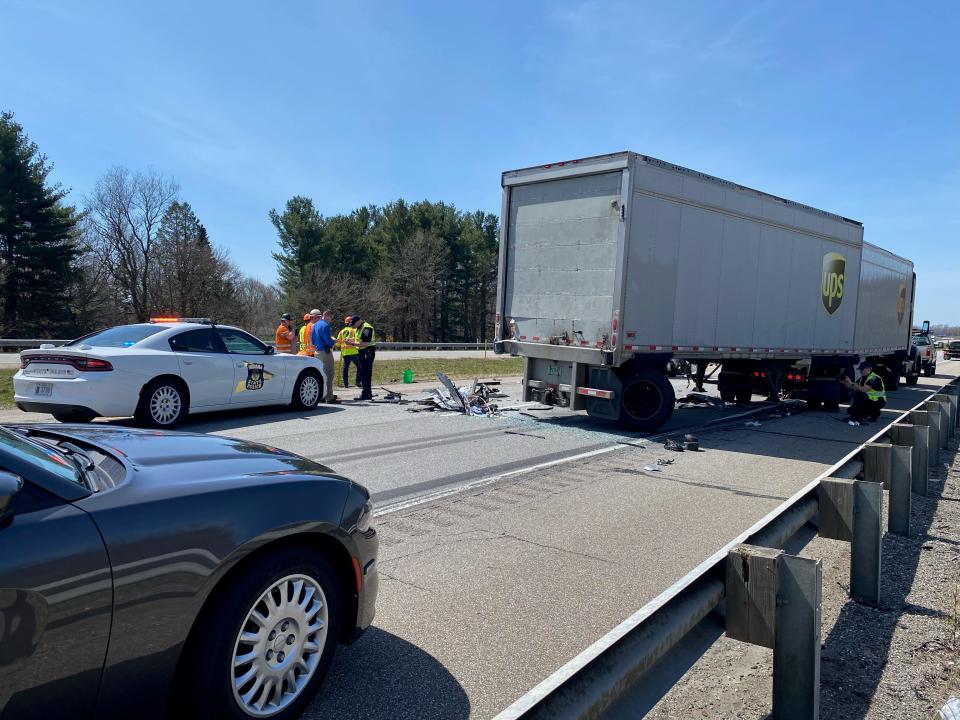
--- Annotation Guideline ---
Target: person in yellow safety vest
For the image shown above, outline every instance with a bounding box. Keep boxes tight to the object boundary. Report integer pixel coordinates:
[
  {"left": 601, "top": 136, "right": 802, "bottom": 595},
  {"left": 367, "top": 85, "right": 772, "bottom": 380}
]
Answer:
[
  {"left": 274, "top": 313, "right": 295, "bottom": 353},
  {"left": 347, "top": 316, "right": 377, "bottom": 400},
  {"left": 335, "top": 315, "right": 359, "bottom": 387},
  {"left": 297, "top": 310, "right": 321, "bottom": 356},
  {"left": 842, "top": 359, "right": 887, "bottom": 423}
]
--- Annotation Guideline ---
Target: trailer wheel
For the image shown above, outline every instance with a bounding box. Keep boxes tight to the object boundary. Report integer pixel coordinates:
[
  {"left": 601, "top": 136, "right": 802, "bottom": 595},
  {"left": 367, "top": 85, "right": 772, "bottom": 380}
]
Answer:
[
  {"left": 822, "top": 400, "right": 840, "bottom": 412},
  {"left": 806, "top": 399, "right": 823, "bottom": 411},
  {"left": 720, "top": 389, "right": 736, "bottom": 404},
  {"left": 735, "top": 389, "right": 752, "bottom": 404},
  {"left": 617, "top": 369, "right": 675, "bottom": 432},
  {"left": 905, "top": 372, "right": 919, "bottom": 386}
]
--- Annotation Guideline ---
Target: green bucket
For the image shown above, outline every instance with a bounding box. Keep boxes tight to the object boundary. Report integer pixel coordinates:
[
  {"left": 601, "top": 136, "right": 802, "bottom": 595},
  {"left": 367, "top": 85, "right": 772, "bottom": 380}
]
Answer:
[{"left": 402, "top": 368, "right": 414, "bottom": 384}]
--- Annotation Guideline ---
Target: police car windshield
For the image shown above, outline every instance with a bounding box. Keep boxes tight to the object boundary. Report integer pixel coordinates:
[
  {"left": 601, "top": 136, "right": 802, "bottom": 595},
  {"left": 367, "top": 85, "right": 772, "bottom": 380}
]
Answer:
[{"left": 68, "top": 325, "right": 166, "bottom": 348}]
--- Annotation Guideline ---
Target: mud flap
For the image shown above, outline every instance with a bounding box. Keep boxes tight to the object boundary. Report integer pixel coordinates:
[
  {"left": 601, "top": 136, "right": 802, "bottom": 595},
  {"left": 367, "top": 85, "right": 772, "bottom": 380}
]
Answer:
[{"left": 585, "top": 366, "right": 623, "bottom": 421}]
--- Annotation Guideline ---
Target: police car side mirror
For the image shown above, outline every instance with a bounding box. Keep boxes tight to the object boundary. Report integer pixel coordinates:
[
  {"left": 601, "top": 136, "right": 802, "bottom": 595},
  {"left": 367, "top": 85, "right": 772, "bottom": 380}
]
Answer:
[
  {"left": 0, "top": 472, "right": 24, "bottom": 524},
  {"left": 265, "top": 346, "right": 275, "bottom": 355}
]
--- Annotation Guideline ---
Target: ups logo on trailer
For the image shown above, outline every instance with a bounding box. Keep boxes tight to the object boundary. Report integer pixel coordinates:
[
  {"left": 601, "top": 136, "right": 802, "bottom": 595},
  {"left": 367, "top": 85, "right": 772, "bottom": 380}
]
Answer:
[
  {"left": 898, "top": 284, "right": 907, "bottom": 324},
  {"left": 821, "top": 252, "right": 845, "bottom": 315}
]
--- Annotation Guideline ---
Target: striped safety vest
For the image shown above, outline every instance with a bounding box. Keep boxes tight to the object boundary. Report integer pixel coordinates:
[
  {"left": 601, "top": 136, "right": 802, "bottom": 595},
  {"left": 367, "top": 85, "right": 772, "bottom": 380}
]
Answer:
[{"left": 864, "top": 372, "right": 886, "bottom": 402}]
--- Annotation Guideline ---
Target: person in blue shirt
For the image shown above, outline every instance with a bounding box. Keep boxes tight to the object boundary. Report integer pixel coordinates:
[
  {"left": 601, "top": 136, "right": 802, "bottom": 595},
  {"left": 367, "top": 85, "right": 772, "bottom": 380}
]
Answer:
[{"left": 310, "top": 310, "right": 339, "bottom": 403}]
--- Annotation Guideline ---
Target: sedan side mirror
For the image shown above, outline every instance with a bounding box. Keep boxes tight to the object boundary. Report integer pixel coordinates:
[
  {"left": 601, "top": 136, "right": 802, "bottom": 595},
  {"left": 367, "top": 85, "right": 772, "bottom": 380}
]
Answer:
[
  {"left": 265, "top": 346, "right": 276, "bottom": 355},
  {"left": 0, "top": 471, "right": 24, "bottom": 522}
]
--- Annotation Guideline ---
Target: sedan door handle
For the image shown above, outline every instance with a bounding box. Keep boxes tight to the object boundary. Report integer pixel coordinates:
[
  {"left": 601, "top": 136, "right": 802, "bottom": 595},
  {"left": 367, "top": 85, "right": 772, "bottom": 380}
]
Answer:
[{"left": 183, "top": 360, "right": 194, "bottom": 365}]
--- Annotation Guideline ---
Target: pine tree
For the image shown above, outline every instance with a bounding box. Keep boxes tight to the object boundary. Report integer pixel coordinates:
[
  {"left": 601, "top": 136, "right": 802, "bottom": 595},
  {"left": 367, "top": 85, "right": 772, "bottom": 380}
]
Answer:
[{"left": 0, "top": 111, "right": 81, "bottom": 336}]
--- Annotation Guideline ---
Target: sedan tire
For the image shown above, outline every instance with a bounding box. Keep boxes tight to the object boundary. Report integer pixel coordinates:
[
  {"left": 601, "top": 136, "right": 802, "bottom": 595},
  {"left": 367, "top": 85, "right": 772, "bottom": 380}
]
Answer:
[
  {"left": 176, "top": 547, "right": 342, "bottom": 720},
  {"left": 136, "top": 378, "right": 188, "bottom": 429},
  {"left": 290, "top": 371, "right": 323, "bottom": 411}
]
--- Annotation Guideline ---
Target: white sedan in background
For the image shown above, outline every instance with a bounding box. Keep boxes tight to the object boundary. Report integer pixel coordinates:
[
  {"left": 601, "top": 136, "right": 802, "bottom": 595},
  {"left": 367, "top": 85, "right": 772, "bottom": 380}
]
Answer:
[{"left": 13, "top": 319, "right": 327, "bottom": 427}]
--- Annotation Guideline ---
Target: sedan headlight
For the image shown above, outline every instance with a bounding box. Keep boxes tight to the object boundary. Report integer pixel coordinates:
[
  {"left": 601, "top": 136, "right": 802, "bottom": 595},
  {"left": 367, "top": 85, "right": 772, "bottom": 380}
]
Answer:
[{"left": 356, "top": 501, "right": 373, "bottom": 533}]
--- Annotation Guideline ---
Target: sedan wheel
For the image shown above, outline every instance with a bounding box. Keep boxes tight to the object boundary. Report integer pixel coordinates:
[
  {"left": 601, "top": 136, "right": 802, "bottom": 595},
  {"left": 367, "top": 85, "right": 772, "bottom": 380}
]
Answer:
[
  {"left": 291, "top": 372, "right": 322, "bottom": 410},
  {"left": 231, "top": 574, "right": 328, "bottom": 716},
  {"left": 137, "top": 379, "right": 188, "bottom": 428},
  {"left": 172, "top": 548, "right": 342, "bottom": 720}
]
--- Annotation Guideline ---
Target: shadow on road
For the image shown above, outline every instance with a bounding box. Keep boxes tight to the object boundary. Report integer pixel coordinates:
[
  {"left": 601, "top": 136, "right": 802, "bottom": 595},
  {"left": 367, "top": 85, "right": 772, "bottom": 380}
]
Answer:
[
  {"left": 305, "top": 627, "right": 469, "bottom": 720},
  {"left": 98, "top": 403, "right": 346, "bottom": 434}
]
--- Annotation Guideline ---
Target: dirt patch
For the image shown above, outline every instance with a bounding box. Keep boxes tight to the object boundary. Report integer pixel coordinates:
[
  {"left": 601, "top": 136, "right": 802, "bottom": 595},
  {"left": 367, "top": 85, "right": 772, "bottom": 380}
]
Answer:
[{"left": 647, "top": 434, "right": 960, "bottom": 719}]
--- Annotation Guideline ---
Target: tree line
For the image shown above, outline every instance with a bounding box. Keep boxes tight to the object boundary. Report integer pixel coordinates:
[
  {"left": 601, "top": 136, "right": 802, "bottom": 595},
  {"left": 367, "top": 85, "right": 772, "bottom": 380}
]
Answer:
[{"left": 0, "top": 111, "right": 500, "bottom": 342}]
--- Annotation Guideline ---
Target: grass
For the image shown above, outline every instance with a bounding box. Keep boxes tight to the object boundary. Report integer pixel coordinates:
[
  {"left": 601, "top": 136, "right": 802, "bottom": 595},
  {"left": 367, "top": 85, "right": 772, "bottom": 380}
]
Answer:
[
  {"left": 0, "top": 369, "right": 14, "bottom": 409},
  {"left": 368, "top": 357, "right": 522, "bottom": 385},
  {"left": 0, "top": 358, "right": 524, "bottom": 410}
]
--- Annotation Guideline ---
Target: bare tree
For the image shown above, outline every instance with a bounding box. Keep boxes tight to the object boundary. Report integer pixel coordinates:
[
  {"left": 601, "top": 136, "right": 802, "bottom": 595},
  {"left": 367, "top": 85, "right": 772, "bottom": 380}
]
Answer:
[{"left": 86, "top": 167, "right": 178, "bottom": 322}]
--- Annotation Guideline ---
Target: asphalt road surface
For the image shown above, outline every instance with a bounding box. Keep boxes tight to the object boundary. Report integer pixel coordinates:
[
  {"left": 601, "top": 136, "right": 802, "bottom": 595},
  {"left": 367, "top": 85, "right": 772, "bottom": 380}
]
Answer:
[{"left": 3, "top": 359, "right": 957, "bottom": 718}]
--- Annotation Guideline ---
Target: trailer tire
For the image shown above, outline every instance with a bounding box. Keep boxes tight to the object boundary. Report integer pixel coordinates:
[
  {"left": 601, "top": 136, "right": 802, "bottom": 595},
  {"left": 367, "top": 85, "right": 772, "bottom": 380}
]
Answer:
[
  {"left": 905, "top": 373, "right": 919, "bottom": 386},
  {"left": 735, "top": 389, "right": 752, "bottom": 404},
  {"left": 617, "top": 369, "right": 675, "bottom": 432},
  {"left": 720, "top": 389, "right": 736, "bottom": 404},
  {"left": 806, "top": 399, "right": 823, "bottom": 411},
  {"left": 822, "top": 400, "right": 840, "bottom": 412}
]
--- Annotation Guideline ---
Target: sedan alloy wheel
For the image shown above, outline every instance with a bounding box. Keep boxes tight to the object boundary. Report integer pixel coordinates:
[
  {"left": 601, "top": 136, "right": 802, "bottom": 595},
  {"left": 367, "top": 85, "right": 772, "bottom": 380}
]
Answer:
[{"left": 231, "top": 574, "right": 328, "bottom": 717}]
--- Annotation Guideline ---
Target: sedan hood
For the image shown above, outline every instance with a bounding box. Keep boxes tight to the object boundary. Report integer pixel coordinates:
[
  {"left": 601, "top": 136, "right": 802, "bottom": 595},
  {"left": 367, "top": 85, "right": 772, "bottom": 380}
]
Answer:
[{"left": 23, "top": 424, "right": 339, "bottom": 494}]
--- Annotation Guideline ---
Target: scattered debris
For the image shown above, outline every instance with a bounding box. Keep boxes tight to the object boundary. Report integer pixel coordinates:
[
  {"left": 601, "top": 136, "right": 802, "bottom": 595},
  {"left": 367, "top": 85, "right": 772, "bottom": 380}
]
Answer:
[
  {"left": 745, "top": 420, "right": 762, "bottom": 428},
  {"left": 643, "top": 465, "right": 661, "bottom": 472},
  {"left": 371, "top": 387, "right": 408, "bottom": 404},
  {"left": 684, "top": 434, "right": 700, "bottom": 451},
  {"left": 664, "top": 438, "right": 685, "bottom": 452},
  {"left": 847, "top": 420, "right": 860, "bottom": 427},
  {"left": 409, "top": 372, "right": 502, "bottom": 416},
  {"left": 656, "top": 458, "right": 674, "bottom": 466}
]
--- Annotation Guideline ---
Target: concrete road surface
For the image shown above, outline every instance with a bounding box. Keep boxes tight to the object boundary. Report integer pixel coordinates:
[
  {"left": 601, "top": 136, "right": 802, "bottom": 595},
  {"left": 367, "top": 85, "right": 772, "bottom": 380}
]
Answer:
[{"left": 3, "top": 359, "right": 957, "bottom": 718}]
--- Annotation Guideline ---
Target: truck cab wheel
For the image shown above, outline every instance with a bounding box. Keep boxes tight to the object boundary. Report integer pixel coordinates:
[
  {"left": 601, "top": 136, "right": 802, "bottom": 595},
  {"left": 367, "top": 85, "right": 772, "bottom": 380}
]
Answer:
[{"left": 617, "top": 369, "right": 676, "bottom": 432}]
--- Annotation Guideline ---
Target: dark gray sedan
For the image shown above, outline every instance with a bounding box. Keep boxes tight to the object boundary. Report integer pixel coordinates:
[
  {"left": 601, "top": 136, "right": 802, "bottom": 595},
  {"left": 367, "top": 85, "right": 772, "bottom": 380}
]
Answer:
[{"left": 0, "top": 423, "right": 378, "bottom": 719}]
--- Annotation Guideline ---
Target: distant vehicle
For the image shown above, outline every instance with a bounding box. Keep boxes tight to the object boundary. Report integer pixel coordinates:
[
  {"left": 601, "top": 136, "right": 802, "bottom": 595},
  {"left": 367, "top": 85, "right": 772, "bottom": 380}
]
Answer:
[
  {"left": 944, "top": 340, "right": 960, "bottom": 360},
  {"left": 494, "top": 152, "right": 921, "bottom": 429},
  {"left": 13, "top": 319, "right": 327, "bottom": 427},
  {"left": 0, "top": 422, "right": 377, "bottom": 719},
  {"left": 912, "top": 332, "right": 937, "bottom": 375}
]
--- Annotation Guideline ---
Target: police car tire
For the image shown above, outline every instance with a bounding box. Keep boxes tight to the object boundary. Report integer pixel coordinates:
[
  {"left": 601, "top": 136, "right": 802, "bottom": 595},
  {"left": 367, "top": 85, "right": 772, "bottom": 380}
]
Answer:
[
  {"left": 291, "top": 370, "right": 323, "bottom": 410},
  {"left": 137, "top": 378, "right": 188, "bottom": 429}
]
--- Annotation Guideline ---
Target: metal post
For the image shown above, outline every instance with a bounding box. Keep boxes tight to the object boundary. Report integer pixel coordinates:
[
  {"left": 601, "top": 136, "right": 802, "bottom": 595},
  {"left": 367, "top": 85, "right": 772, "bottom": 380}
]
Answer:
[
  {"left": 934, "top": 395, "right": 953, "bottom": 441},
  {"left": 772, "top": 554, "right": 822, "bottom": 720},
  {"left": 889, "top": 423, "right": 929, "bottom": 496},
  {"left": 926, "top": 400, "right": 948, "bottom": 451},
  {"left": 727, "top": 545, "right": 822, "bottom": 720},
  {"left": 851, "top": 480, "right": 883, "bottom": 606},
  {"left": 911, "top": 409, "right": 939, "bottom": 469},
  {"left": 935, "top": 394, "right": 957, "bottom": 437},
  {"left": 888, "top": 444, "right": 912, "bottom": 536},
  {"left": 863, "top": 443, "right": 891, "bottom": 490}
]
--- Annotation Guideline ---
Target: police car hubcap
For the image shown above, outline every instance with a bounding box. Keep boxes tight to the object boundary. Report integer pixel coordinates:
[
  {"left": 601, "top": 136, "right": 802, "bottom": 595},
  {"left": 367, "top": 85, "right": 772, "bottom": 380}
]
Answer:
[
  {"left": 300, "top": 377, "right": 319, "bottom": 406},
  {"left": 150, "top": 387, "right": 181, "bottom": 424}
]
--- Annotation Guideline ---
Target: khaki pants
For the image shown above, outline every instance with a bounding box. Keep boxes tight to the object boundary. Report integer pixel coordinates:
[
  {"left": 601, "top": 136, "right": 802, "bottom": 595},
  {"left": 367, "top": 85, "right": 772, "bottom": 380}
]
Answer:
[{"left": 315, "top": 350, "right": 336, "bottom": 401}]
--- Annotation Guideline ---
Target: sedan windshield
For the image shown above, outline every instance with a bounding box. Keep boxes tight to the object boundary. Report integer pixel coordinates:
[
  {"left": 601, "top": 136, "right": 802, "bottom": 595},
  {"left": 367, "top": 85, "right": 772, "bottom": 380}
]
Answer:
[
  {"left": 69, "top": 325, "right": 166, "bottom": 348},
  {"left": 950, "top": 342, "right": 960, "bottom": 350},
  {"left": 0, "top": 427, "right": 82, "bottom": 485}
]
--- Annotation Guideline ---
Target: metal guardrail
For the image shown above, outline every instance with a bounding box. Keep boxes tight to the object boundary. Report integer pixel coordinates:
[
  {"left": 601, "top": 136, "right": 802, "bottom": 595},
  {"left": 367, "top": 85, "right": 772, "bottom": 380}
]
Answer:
[
  {"left": 0, "top": 339, "right": 488, "bottom": 351},
  {"left": 495, "top": 378, "right": 960, "bottom": 720}
]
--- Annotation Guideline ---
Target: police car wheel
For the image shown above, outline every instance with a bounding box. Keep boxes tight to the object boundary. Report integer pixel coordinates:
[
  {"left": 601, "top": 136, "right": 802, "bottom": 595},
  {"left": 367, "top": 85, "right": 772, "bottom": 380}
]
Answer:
[
  {"left": 137, "top": 378, "right": 188, "bottom": 428},
  {"left": 291, "top": 371, "right": 323, "bottom": 410}
]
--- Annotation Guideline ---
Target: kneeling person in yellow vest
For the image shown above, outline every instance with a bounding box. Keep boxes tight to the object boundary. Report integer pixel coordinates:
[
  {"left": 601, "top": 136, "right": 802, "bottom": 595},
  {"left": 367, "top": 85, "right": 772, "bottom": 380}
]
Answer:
[
  {"left": 842, "top": 360, "right": 886, "bottom": 423},
  {"left": 336, "top": 316, "right": 359, "bottom": 387}
]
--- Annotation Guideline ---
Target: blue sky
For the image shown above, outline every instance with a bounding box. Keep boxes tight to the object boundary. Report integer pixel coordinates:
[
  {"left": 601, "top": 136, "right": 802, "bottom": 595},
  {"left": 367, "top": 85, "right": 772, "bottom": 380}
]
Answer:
[{"left": 2, "top": 0, "right": 957, "bottom": 323}]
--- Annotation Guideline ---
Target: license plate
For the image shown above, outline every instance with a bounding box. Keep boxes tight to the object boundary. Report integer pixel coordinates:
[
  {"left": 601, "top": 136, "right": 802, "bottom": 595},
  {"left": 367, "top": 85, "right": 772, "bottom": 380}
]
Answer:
[{"left": 34, "top": 383, "right": 53, "bottom": 397}]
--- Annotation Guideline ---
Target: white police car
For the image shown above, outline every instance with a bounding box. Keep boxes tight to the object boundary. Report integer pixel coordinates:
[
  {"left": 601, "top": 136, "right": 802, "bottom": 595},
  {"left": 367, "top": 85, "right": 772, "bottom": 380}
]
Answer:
[{"left": 13, "top": 319, "right": 327, "bottom": 427}]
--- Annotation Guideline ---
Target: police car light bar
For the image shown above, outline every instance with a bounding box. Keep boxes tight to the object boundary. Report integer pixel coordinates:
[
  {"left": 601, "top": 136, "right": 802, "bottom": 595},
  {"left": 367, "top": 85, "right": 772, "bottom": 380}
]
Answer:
[{"left": 149, "top": 317, "right": 214, "bottom": 324}]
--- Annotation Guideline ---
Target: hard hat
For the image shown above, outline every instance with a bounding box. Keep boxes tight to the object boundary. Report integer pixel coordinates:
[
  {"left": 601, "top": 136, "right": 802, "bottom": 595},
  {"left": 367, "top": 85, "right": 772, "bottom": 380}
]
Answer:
[
  {"left": 344, "top": 316, "right": 352, "bottom": 324},
  {"left": 303, "top": 313, "right": 312, "bottom": 321},
  {"left": 280, "top": 313, "right": 291, "bottom": 321},
  {"left": 309, "top": 308, "right": 322, "bottom": 316}
]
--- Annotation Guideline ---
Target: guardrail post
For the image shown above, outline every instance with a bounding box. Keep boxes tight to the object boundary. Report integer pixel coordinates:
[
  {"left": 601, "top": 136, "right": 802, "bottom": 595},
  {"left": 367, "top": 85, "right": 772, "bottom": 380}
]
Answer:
[
  {"left": 773, "top": 553, "right": 822, "bottom": 720},
  {"left": 925, "top": 400, "right": 948, "bottom": 451},
  {"left": 851, "top": 480, "right": 883, "bottom": 605},
  {"left": 889, "top": 423, "right": 929, "bottom": 496},
  {"left": 864, "top": 442, "right": 911, "bottom": 536},
  {"left": 910, "top": 409, "right": 939, "bottom": 469},
  {"left": 934, "top": 394, "right": 956, "bottom": 438},
  {"left": 726, "top": 545, "right": 821, "bottom": 720}
]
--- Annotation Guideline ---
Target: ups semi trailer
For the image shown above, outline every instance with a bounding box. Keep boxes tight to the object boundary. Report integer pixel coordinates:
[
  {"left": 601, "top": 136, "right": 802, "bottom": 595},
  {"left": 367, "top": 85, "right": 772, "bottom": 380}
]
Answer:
[{"left": 493, "top": 152, "right": 922, "bottom": 431}]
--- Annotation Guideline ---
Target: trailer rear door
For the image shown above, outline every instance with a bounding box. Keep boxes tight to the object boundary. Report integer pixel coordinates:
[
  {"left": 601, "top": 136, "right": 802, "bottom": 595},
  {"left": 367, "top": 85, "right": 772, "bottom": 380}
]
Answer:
[{"left": 503, "top": 171, "right": 623, "bottom": 346}]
